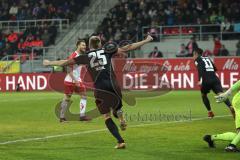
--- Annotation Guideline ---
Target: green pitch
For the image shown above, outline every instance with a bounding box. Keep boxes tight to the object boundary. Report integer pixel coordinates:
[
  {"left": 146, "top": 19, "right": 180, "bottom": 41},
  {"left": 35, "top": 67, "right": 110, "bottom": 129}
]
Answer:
[{"left": 0, "top": 91, "right": 239, "bottom": 160}]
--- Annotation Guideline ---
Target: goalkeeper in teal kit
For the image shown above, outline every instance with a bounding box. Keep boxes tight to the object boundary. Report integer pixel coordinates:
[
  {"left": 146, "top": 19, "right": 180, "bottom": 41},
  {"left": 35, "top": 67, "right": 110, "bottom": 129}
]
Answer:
[{"left": 203, "top": 80, "right": 240, "bottom": 152}]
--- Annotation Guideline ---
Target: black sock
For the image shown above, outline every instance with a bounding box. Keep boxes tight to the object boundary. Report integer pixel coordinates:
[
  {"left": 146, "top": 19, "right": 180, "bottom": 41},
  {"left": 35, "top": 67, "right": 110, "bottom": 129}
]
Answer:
[
  {"left": 105, "top": 118, "right": 124, "bottom": 143},
  {"left": 202, "top": 95, "right": 211, "bottom": 111},
  {"left": 224, "top": 99, "right": 232, "bottom": 108}
]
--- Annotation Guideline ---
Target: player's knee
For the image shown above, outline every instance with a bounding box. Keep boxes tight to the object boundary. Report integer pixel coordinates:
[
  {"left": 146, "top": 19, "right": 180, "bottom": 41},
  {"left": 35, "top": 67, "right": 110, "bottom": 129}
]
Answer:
[
  {"left": 81, "top": 95, "right": 87, "bottom": 99},
  {"left": 63, "top": 94, "right": 71, "bottom": 101},
  {"left": 103, "top": 113, "right": 111, "bottom": 120},
  {"left": 201, "top": 93, "right": 207, "bottom": 98},
  {"left": 113, "top": 109, "right": 123, "bottom": 119},
  {"left": 113, "top": 111, "right": 118, "bottom": 118}
]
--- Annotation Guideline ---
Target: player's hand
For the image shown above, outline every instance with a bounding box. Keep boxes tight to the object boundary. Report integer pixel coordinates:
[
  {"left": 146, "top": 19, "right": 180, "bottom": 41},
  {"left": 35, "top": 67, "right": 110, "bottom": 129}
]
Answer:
[
  {"left": 145, "top": 35, "right": 153, "bottom": 42},
  {"left": 43, "top": 60, "right": 50, "bottom": 66},
  {"left": 197, "top": 81, "right": 202, "bottom": 86},
  {"left": 215, "top": 92, "right": 228, "bottom": 103}
]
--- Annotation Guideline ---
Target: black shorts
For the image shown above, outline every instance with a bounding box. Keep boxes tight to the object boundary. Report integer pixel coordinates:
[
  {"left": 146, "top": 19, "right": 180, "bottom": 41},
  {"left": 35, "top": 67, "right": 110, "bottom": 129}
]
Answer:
[
  {"left": 201, "top": 79, "right": 223, "bottom": 94},
  {"left": 94, "top": 81, "right": 122, "bottom": 115}
]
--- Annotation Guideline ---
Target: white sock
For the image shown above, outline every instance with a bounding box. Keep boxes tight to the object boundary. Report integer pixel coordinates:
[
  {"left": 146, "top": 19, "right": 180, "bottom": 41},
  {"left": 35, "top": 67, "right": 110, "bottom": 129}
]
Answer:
[
  {"left": 80, "top": 97, "right": 87, "bottom": 117},
  {"left": 60, "top": 100, "right": 69, "bottom": 118}
]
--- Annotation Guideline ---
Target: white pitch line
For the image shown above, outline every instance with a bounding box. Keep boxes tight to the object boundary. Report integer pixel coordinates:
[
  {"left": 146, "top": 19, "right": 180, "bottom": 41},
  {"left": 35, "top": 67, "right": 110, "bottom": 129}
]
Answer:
[
  {"left": 0, "top": 97, "right": 60, "bottom": 102},
  {"left": 0, "top": 115, "right": 231, "bottom": 145}
]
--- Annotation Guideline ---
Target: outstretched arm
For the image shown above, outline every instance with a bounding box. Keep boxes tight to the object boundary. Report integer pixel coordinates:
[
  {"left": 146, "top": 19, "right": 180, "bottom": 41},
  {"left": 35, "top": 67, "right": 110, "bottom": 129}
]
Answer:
[
  {"left": 118, "top": 35, "right": 153, "bottom": 53},
  {"left": 43, "top": 59, "right": 75, "bottom": 67}
]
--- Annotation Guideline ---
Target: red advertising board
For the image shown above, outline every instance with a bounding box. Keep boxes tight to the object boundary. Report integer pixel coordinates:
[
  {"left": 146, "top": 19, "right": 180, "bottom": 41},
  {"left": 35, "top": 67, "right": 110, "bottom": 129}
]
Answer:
[
  {"left": 0, "top": 57, "right": 239, "bottom": 92},
  {"left": 113, "top": 57, "right": 240, "bottom": 90}
]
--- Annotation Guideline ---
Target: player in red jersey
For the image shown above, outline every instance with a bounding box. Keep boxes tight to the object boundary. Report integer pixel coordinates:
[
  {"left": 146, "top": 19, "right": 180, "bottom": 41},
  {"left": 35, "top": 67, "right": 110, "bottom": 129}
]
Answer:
[{"left": 60, "top": 39, "right": 91, "bottom": 122}]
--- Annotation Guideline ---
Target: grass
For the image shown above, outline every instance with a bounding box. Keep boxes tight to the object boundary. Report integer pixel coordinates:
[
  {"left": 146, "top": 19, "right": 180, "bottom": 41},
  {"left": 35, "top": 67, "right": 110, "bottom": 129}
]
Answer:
[{"left": 0, "top": 91, "right": 239, "bottom": 160}]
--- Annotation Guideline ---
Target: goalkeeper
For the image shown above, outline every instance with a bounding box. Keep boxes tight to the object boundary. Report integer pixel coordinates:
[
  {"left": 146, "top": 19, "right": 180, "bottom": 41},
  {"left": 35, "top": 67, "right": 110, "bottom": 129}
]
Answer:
[{"left": 203, "top": 80, "right": 240, "bottom": 152}]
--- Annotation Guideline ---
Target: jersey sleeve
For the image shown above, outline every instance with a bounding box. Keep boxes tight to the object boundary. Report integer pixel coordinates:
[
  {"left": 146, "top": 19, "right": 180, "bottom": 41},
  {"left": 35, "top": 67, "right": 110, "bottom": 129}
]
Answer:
[
  {"left": 195, "top": 59, "right": 204, "bottom": 81},
  {"left": 68, "top": 52, "right": 77, "bottom": 59},
  {"left": 73, "top": 55, "right": 89, "bottom": 65},
  {"left": 231, "top": 80, "right": 240, "bottom": 92},
  {"left": 209, "top": 58, "right": 217, "bottom": 71}
]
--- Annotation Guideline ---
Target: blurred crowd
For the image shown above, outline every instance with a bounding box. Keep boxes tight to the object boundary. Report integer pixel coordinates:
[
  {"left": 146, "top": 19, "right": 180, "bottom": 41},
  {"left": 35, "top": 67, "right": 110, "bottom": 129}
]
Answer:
[
  {"left": 148, "top": 37, "right": 240, "bottom": 58},
  {"left": 97, "top": 0, "right": 240, "bottom": 42},
  {"left": 0, "top": 0, "right": 89, "bottom": 22},
  {"left": 173, "top": 37, "right": 240, "bottom": 57},
  {"left": 0, "top": 24, "right": 57, "bottom": 59},
  {"left": 0, "top": 0, "right": 89, "bottom": 60}
]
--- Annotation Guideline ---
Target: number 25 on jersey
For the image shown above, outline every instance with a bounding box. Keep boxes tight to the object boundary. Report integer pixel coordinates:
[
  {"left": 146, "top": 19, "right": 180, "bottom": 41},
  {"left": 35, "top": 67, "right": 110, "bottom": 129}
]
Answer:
[{"left": 88, "top": 50, "right": 107, "bottom": 71}]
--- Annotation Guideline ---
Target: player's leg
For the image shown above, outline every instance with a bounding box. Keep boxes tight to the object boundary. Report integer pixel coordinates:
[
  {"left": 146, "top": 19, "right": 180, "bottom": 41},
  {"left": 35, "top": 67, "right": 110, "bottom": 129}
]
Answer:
[
  {"left": 95, "top": 88, "right": 125, "bottom": 148},
  {"left": 60, "top": 93, "right": 71, "bottom": 122},
  {"left": 204, "top": 93, "right": 240, "bottom": 152},
  {"left": 225, "top": 93, "right": 240, "bottom": 152},
  {"left": 75, "top": 85, "right": 91, "bottom": 121},
  {"left": 104, "top": 113, "right": 125, "bottom": 149},
  {"left": 60, "top": 83, "right": 75, "bottom": 122},
  {"left": 79, "top": 94, "right": 89, "bottom": 120},
  {"left": 224, "top": 129, "right": 240, "bottom": 152},
  {"left": 113, "top": 106, "right": 127, "bottom": 131},
  {"left": 200, "top": 84, "right": 214, "bottom": 116},
  {"left": 201, "top": 92, "right": 214, "bottom": 118},
  {"left": 111, "top": 85, "right": 127, "bottom": 131}
]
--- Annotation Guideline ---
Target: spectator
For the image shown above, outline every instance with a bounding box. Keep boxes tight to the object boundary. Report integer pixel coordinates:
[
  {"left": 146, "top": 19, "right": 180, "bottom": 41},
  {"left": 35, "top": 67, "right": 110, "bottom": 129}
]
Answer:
[
  {"left": 114, "top": 28, "right": 122, "bottom": 42},
  {"left": 16, "top": 9, "right": 27, "bottom": 20},
  {"left": 32, "top": 3, "right": 40, "bottom": 18},
  {"left": 0, "top": 0, "right": 90, "bottom": 59},
  {"left": 210, "top": 11, "right": 218, "bottom": 24},
  {"left": 0, "top": 35, "right": 6, "bottom": 51},
  {"left": 203, "top": 49, "right": 213, "bottom": 57},
  {"left": 236, "top": 40, "right": 240, "bottom": 56},
  {"left": 219, "top": 45, "right": 230, "bottom": 56},
  {"left": 41, "top": 29, "right": 50, "bottom": 46},
  {"left": 176, "top": 44, "right": 188, "bottom": 57},
  {"left": 148, "top": 46, "right": 163, "bottom": 58},
  {"left": 9, "top": 3, "right": 18, "bottom": 16},
  {"left": 221, "top": 18, "right": 231, "bottom": 32},
  {"left": 2, "top": 43, "right": 14, "bottom": 56},
  {"left": 25, "top": 33, "right": 34, "bottom": 43},
  {"left": 213, "top": 36, "right": 222, "bottom": 56},
  {"left": 186, "top": 37, "right": 198, "bottom": 57},
  {"left": 18, "top": 38, "right": 25, "bottom": 52},
  {"left": 48, "top": 22, "right": 57, "bottom": 45},
  {"left": 7, "top": 30, "right": 19, "bottom": 44}
]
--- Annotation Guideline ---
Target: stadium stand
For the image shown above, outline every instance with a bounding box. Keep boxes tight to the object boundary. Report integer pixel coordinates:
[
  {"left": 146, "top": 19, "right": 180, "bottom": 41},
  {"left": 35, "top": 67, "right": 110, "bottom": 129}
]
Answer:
[
  {"left": 0, "top": 0, "right": 90, "bottom": 60},
  {"left": 97, "top": 0, "right": 240, "bottom": 42}
]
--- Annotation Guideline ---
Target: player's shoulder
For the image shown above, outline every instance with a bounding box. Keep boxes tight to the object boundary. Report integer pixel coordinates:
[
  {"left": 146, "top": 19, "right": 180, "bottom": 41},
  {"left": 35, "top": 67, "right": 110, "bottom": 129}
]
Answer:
[
  {"left": 202, "top": 56, "right": 214, "bottom": 63},
  {"left": 195, "top": 56, "right": 202, "bottom": 62},
  {"left": 69, "top": 51, "right": 79, "bottom": 59}
]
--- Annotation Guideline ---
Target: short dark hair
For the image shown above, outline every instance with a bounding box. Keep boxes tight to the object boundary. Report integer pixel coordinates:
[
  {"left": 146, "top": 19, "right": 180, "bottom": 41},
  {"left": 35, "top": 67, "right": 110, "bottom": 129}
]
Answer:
[
  {"left": 89, "top": 36, "right": 101, "bottom": 49},
  {"left": 194, "top": 48, "right": 203, "bottom": 56},
  {"left": 76, "top": 39, "right": 85, "bottom": 47}
]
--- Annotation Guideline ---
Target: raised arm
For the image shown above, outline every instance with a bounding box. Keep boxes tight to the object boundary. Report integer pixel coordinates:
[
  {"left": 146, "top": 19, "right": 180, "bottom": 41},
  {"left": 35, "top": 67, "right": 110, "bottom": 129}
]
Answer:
[
  {"left": 43, "top": 59, "right": 75, "bottom": 67},
  {"left": 118, "top": 35, "right": 153, "bottom": 53}
]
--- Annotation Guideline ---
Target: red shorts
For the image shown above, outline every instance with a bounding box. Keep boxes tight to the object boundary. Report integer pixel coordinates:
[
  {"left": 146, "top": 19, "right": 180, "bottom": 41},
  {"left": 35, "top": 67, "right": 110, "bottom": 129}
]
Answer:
[{"left": 64, "top": 82, "right": 86, "bottom": 95}]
